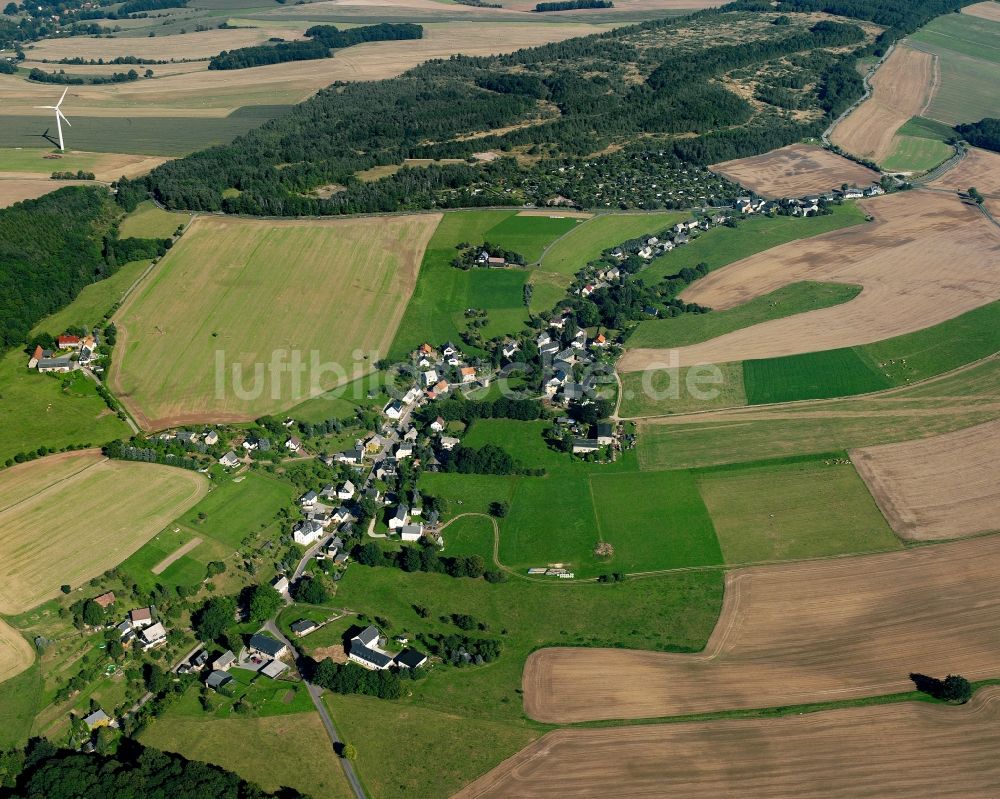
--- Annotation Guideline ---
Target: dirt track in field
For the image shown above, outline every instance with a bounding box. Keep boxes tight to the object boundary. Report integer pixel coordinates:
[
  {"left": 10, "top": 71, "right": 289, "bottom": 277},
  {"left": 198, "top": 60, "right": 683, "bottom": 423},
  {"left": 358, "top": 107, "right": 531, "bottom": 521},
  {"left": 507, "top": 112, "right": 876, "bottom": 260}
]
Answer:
[
  {"left": 456, "top": 687, "right": 1000, "bottom": 798},
  {"left": 710, "top": 143, "right": 879, "bottom": 199},
  {"left": 522, "top": 536, "right": 1000, "bottom": 722},
  {"left": 930, "top": 146, "right": 1000, "bottom": 197},
  {"left": 851, "top": 419, "right": 1000, "bottom": 541},
  {"left": 618, "top": 190, "right": 1000, "bottom": 371},
  {"left": 151, "top": 537, "right": 203, "bottom": 575},
  {"left": 963, "top": 0, "right": 1000, "bottom": 21},
  {"left": 830, "top": 45, "right": 936, "bottom": 164},
  {"left": 0, "top": 618, "right": 34, "bottom": 685}
]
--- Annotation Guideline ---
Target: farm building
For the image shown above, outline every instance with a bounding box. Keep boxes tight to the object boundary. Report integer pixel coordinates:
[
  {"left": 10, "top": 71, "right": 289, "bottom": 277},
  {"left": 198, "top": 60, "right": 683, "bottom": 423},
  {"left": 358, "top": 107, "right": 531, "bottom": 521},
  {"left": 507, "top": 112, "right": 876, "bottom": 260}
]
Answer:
[{"left": 248, "top": 632, "right": 287, "bottom": 659}]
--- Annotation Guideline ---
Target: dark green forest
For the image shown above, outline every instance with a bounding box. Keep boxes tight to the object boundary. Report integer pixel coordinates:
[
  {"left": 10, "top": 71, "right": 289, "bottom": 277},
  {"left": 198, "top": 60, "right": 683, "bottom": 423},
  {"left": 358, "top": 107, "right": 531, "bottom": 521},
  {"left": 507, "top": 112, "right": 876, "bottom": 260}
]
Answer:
[
  {"left": 141, "top": 9, "right": 872, "bottom": 215},
  {"left": 0, "top": 738, "right": 307, "bottom": 798},
  {"left": 956, "top": 118, "right": 1000, "bottom": 154}
]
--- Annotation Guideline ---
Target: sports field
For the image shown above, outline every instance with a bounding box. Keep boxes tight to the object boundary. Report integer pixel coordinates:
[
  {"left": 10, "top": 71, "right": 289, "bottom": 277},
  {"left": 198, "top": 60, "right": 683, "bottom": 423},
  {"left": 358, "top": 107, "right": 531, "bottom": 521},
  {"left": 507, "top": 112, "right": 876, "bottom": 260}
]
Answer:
[
  {"left": 621, "top": 191, "right": 1000, "bottom": 371},
  {"left": 0, "top": 450, "right": 207, "bottom": 613},
  {"left": 111, "top": 213, "right": 439, "bottom": 428},
  {"left": 852, "top": 419, "right": 1000, "bottom": 541},
  {"left": 830, "top": 45, "right": 937, "bottom": 165},
  {"left": 458, "top": 688, "right": 1000, "bottom": 799},
  {"left": 523, "top": 535, "right": 1000, "bottom": 722},
  {"left": 710, "top": 144, "right": 878, "bottom": 198},
  {"left": 696, "top": 457, "right": 901, "bottom": 564}
]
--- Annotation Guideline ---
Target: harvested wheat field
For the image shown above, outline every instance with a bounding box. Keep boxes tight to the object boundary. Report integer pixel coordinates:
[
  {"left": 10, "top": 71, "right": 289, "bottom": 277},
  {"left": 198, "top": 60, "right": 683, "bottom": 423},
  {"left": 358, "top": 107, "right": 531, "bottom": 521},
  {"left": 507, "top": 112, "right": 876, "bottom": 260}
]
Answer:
[
  {"left": 830, "top": 45, "right": 936, "bottom": 164},
  {"left": 619, "top": 191, "right": 1000, "bottom": 370},
  {"left": 0, "top": 23, "right": 611, "bottom": 117},
  {"left": 458, "top": 688, "right": 1000, "bottom": 799},
  {"left": 0, "top": 177, "right": 75, "bottom": 207},
  {"left": 930, "top": 146, "right": 1000, "bottom": 197},
  {"left": 523, "top": 535, "right": 1000, "bottom": 722},
  {"left": 963, "top": 0, "right": 1000, "bottom": 22},
  {"left": 110, "top": 213, "right": 440, "bottom": 429},
  {"left": 710, "top": 143, "right": 878, "bottom": 199},
  {"left": 851, "top": 419, "right": 1000, "bottom": 541},
  {"left": 0, "top": 618, "right": 34, "bottom": 685},
  {"left": 0, "top": 450, "right": 207, "bottom": 613}
]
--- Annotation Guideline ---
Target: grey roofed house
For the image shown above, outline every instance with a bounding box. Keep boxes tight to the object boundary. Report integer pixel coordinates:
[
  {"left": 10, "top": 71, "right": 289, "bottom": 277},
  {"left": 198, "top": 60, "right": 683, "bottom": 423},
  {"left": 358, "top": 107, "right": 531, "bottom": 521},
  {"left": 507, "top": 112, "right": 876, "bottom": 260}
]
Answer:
[
  {"left": 261, "top": 659, "right": 289, "bottom": 679},
  {"left": 291, "top": 619, "right": 318, "bottom": 636},
  {"left": 356, "top": 625, "right": 380, "bottom": 647},
  {"left": 350, "top": 642, "right": 393, "bottom": 670},
  {"left": 206, "top": 670, "right": 233, "bottom": 690},
  {"left": 300, "top": 490, "right": 318, "bottom": 506},
  {"left": 83, "top": 709, "right": 109, "bottom": 729},
  {"left": 596, "top": 422, "right": 614, "bottom": 441},
  {"left": 572, "top": 438, "right": 600, "bottom": 454},
  {"left": 36, "top": 357, "right": 76, "bottom": 372},
  {"left": 395, "top": 648, "right": 428, "bottom": 669},
  {"left": 333, "top": 552, "right": 349, "bottom": 565},
  {"left": 248, "top": 632, "right": 286, "bottom": 658},
  {"left": 213, "top": 650, "right": 236, "bottom": 671},
  {"left": 192, "top": 649, "right": 209, "bottom": 667}
]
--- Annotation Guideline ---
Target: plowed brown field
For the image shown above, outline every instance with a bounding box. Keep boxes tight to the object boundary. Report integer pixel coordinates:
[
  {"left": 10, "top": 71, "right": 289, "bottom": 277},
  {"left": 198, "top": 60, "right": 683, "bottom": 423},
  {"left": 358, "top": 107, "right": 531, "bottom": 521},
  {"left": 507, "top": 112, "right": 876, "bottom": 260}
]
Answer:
[
  {"left": 619, "top": 190, "right": 1000, "bottom": 370},
  {"left": 523, "top": 536, "right": 1000, "bottom": 722},
  {"left": 930, "top": 146, "right": 1000, "bottom": 196},
  {"left": 830, "top": 45, "right": 936, "bottom": 164},
  {"left": 458, "top": 687, "right": 1000, "bottom": 798},
  {"left": 710, "top": 143, "right": 878, "bottom": 199},
  {"left": 963, "top": 1, "right": 1000, "bottom": 22},
  {"left": 852, "top": 418, "right": 1000, "bottom": 541}
]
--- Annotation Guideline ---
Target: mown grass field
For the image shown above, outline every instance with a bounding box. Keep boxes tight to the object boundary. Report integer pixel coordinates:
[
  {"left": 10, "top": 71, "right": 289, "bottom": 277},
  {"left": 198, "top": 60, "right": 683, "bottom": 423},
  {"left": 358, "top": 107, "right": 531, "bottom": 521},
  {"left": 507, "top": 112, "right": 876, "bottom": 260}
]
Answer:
[
  {"left": 637, "top": 203, "right": 866, "bottom": 285},
  {"left": 326, "top": 563, "right": 723, "bottom": 796},
  {"left": 627, "top": 282, "right": 862, "bottom": 349},
  {"left": 0, "top": 350, "right": 129, "bottom": 464},
  {"left": 118, "top": 200, "right": 191, "bottom": 238},
  {"left": 636, "top": 356, "right": 1000, "bottom": 470},
  {"left": 696, "top": 456, "right": 902, "bottom": 564},
  {"left": 743, "top": 347, "right": 892, "bottom": 405},
  {"left": 618, "top": 362, "right": 747, "bottom": 417},
  {"left": 30, "top": 259, "right": 148, "bottom": 337},
  {"left": 0, "top": 664, "right": 41, "bottom": 748},
  {"left": 0, "top": 148, "right": 105, "bottom": 173},
  {"left": 390, "top": 210, "right": 583, "bottom": 358},
  {"left": 882, "top": 135, "right": 954, "bottom": 173},
  {"left": 0, "top": 451, "right": 207, "bottom": 613},
  {"left": 112, "top": 214, "right": 439, "bottom": 428}
]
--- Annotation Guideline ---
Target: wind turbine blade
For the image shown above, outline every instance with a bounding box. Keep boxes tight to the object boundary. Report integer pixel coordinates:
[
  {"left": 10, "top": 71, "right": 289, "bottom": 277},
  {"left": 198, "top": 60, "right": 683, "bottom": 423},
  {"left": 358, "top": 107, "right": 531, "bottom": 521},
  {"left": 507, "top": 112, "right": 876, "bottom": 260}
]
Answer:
[
  {"left": 34, "top": 105, "right": 57, "bottom": 109},
  {"left": 57, "top": 87, "right": 69, "bottom": 106},
  {"left": 58, "top": 109, "right": 71, "bottom": 126}
]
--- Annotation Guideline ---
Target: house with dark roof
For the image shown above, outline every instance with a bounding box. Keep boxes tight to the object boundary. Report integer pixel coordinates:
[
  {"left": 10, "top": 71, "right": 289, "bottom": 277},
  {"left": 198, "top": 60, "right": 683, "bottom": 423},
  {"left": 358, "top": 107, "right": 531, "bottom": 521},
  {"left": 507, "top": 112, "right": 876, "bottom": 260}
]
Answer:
[
  {"left": 206, "top": 670, "right": 233, "bottom": 691},
  {"left": 291, "top": 619, "right": 318, "bottom": 637},
  {"left": 248, "top": 632, "right": 287, "bottom": 659},
  {"left": 348, "top": 626, "right": 393, "bottom": 670},
  {"left": 394, "top": 648, "right": 428, "bottom": 670}
]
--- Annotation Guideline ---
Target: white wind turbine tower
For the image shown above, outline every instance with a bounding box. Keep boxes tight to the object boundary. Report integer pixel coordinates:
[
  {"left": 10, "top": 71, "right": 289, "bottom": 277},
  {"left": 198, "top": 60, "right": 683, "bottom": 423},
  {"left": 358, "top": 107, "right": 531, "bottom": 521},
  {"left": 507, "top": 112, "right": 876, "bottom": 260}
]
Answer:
[{"left": 35, "top": 87, "right": 72, "bottom": 152}]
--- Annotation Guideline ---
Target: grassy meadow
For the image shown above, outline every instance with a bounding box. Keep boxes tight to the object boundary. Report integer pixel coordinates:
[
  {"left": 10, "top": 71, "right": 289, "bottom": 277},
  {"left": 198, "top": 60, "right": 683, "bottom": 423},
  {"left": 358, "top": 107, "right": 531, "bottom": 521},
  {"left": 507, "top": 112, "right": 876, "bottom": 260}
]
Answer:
[
  {"left": 883, "top": 117, "right": 956, "bottom": 173},
  {"left": 118, "top": 200, "right": 191, "bottom": 238},
  {"left": 112, "top": 214, "right": 438, "bottom": 427},
  {"left": 31, "top": 259, "right": 148, "bottom": 337}
]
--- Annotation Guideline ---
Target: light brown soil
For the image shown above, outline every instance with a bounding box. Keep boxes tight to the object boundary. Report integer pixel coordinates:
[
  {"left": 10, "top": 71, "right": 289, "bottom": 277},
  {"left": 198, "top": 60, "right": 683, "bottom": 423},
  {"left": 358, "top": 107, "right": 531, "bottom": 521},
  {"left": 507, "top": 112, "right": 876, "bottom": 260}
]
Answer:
[
  {"left": 0, "top": 176, "right": 76, "bottom": 207},
  {"left": 311, "top": 644, "right": 347, "bottom": 663},
  {"left": 151, "top": 536, "right": 203, "bottom": 574},
  {"left": 0, "top": 618, "right": 34, "bottom": 685},
  {"left": 522, "top": 535, "right": 1000, "bottom": 722},
  {"left": 830, "top": 45, "right": 936, "bottom": 164},
  {"left": 962, "top": 0, "right": 1000, "bottom": 21},
  {"left": 619, "top": 190, "right": 1000, "bottom": 370},
  {"left": 930, "top": 146, "right": 1000, "bottom": 197},
  {"left": 457, "top": 687, "right": 1000, "bottom": 799},
  {"left": 851, "top": 419, "right": 1000, "bottom": 541},
  {"left": 710, "top": 143, "right": 879, "bottom": 199}
]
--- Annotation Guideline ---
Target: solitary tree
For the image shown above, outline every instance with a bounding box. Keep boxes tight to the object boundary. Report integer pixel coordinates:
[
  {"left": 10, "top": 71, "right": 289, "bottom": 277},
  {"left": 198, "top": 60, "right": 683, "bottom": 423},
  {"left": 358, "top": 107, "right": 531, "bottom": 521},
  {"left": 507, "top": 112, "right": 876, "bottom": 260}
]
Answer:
[{"left": 941, "top": 674, "right": 973, "bottom": 703}]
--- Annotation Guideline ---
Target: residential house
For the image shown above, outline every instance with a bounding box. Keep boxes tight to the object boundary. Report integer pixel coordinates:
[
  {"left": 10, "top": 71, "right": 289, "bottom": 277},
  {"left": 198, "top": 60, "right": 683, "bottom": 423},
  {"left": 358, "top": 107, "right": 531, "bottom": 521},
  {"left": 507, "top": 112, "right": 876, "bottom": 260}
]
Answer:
[
  {"left": 842, "top": 187, "right": 864, "bottom": 199},
  {"left": 403, "top": 427, "right": 418, "bottom": 443},
  {"left": 502, "top": 341, "right": 519, "bottom": 359},
  {"left": 27, "top": 345, "right": 45, "bottom": 368},
  {"left": 331, "top": 507, "right": 351, "bottom": 525},
  {"left": 596, "top": 422, "right": 615, "bottom": 446},
  {"left": 402, "top": 387, "right": 422, "bottom": 404},
  {"left": 348, "top": 626, "right": 393, "bottom": 670},
  {"left": 439, "top": 436, "right": 460, "bottom": 451},
  {"left": 129, "top": 608, "right": 153, "bottom": 629},
  {"left": 293, "top": 520, "right": 325, "bottom": 546},
  {"left": 57, "top": 334, "right": 81, "bottom": 350},
  {"left": 248, "top": 633, "right": 287, "bottom": 660},
  {"left": 389, "top": 505, "right": 409, "bottom": 530},
  {"left": 206, "top": 670, "right": 233, "bottom": 691},
  {"left": 219, "top": 451, "right": 240, "bottom": 468},
  {"left": 430, "top": 416, "right": 446, "bottom": 433},
  {"left": 442, "top": 342, "right": 459, "bottom": 358},
  {"left": 395, "top": 442, "right": 413, "bottom": 460},
  {"left": 536, "top": 331, "right": 552, "bottom": 348},
  {"left": 291, "top": 619, "right": 318, "bottom": 637},
  {"left": 36, "top": 357, "right": 77, "bottom": 373},
  {"left": 572, "top": 438, "right": 600, "bottom": 454},
  {"left": 591, "top": 333, "right": 607, "bottom": 348},
  {"left": 203, "top": 430, "right": 219, "bottom": 446},
  {"left": 300, "top": 490, "right": 319, "bottom": 509},
  {"left": 400, "top": 523, "right": 424, "bottom": 542},
  {"left": 335, "top": 447, "right": 364, "bottom": 465},
  {"left": 384, "top": 400, "right": 404, "bottom": 420},
  {"left": 141, "top": 622, "right": 167, "bottom": 650},
  {"left": 176, "top": 430, "right": 197, "bottom": 446},
  {"left": 418, "top": 343, "right": 435, "bottom": 357},
  {"left": 285, "top": 436, "right": 302, "bottom": 452},
  {"left": 93, "top": 591, "right": 116, "bottom": 609},
  {"left": 460, "top": 366, "right": 477, "bottom": 383},
  {"left": 395, "top": 649, "right": 428, "bottom": 670},
  {"left": 337, "top": 481, "right": 356, "bottom": 500},
  {"left": 213, "top": 650, "right": 236, "bottom": 671},
  {"left": 428, "top": 379, "right": 450, "bottom": 399},
  {"left": 83, "top": 709, "right": 110, "bottom": 730},
  {"left": 571, "top": 330, "right": 587, "bottom": 349},
  {"left": 422, "top": 369, "right": 439, "bottom": 387},
  {"left": 272, "top": 575, "right": 290, "bottom": 595}
]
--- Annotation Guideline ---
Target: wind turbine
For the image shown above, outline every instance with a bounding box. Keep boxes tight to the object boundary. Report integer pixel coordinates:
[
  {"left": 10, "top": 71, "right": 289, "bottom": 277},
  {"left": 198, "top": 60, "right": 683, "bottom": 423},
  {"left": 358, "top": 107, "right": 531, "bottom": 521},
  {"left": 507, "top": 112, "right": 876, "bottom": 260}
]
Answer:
[{"left": 34, "top": 87, "right": 71, "bottom": 152}]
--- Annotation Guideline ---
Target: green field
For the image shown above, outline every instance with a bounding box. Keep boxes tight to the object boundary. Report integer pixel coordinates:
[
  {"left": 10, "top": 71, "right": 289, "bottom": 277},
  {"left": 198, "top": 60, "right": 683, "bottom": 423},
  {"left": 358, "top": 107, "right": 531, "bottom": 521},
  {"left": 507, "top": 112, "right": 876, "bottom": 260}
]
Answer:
[
  {"left": 390, "top": 210, "right": 579, "bottom": 358},
  {"left": 0, "top": 107, "right": 292, "bottom": 156},
  {"left": 0, "top": 664, "right": 42, "bottom": 748},
  {"left": 0, "top": 147, "right": 106, "bottom": 173},
  {"left": 327, "top": 563, "right": 723, "bottom": 794},
  {"left": 526, "top": 269, "right": 572, "bottom": 314},
  {"left": 179, "top": 472, "right": 296, "bottom": 549},
  {"left": 118, "top": 200, "right": 191, "bottom": 238},
  {"left": 31, "top": 260, "right": 148, "bottom": 337},
  {"left": 909, "top": 16, "right": 1000, "bottom": 125},
  {"left": 619, "top": 362, "right": 747, "bottom": 417},
  {"left": 0, "top": 350, "right": 129, "bottom": 464},
  {"left": 638, "top": 203, "right": 867, "bottom": 285},
  {"left": 696, "top": 457, "right": 902, "bottom": 564},
  {"left": 882, "top": 136, "right": 954, "bottom": 172},
  {"left": 637, "top": 356, "right": 1000, "bottom": 470},
  {"left": 537, "top": 211, "right": 685, "bottom": 275},
  {"left": 743, "top": 347, "right": 892, "bottom": 405},
  {"left": 628, "top": 282, "right": 862, "bottom": 349}
]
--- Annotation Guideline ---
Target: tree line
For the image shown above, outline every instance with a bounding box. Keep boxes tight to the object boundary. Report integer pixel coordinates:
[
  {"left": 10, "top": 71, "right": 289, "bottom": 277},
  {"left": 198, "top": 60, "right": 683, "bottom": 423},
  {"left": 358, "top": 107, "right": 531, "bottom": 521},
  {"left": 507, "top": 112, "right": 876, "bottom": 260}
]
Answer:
[{"left": 535, "top": 0, "right": 612, "bottom": 10}]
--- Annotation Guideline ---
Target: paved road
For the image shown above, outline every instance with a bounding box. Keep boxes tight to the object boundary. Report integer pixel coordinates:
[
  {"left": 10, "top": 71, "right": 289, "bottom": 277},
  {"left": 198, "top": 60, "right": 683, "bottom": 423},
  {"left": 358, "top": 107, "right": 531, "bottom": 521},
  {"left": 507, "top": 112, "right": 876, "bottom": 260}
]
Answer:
[{"left": 263, "top": 620, "right": 366, "bottom": 799}]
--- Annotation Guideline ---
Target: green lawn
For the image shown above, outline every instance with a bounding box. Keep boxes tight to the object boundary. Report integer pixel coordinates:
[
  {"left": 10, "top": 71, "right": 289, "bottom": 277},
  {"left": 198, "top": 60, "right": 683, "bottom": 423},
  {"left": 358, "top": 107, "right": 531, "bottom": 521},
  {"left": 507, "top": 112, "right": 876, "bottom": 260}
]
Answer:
[
  {"left": 619, "top": 362, "right": 747, "bottom": 417},
  {"left": 628, "top": 282, "right": 862, "bottom": 349},
  {"left": 390, "top": 210, "right": 577, "bottom": 358},
  {"left": 119, "top": 525, "right": 231, "bottom": 591},
  {"left": 0, "top": 663, "right": 41, "bottom": 749},
  {"left": 327, "top": 563, "right": 722, "bottom": 794},
  {"left": 179, "top": 472, "right": 297, "bottom": 549},
  {"left": 590, "top": 469, "right": 722, "bottom": 573},
  {"left": 0, "top": 350, "right": 129, "bottom": 464},
  {"left": 696, "top": 456, "right": 902, "bottom": 564},
  {"left": 288, "top": 371, "right": 391, "bottom": 423},
  {"left": 638, "top": 203, "right": 867, "bottom": 285},
  {"left": 527, "top": 269, "right": 572, "bottom": 314},
  {"left": 462, "top": 419, "right": 576, "bottom": 472},
  {"left": 118, "top": 200, "right": 191, "bottom": 238},
  {"left": 882, "top": 136, "right": 953, "bottom": 173},
  {"left": 440, "top": 514, "right": 495, "bottom": 561},
  {"left": 538, "top": 211, "right": 685, "bottom": 275},
  {"left": 0, "top": 147, "right": 106, "bottom": 173},
  {"left": 743, "top": 347, "right": 892, "bottom": 405},
  {"left": 31, "top": 260, "right": 149, "bottom": 337}
]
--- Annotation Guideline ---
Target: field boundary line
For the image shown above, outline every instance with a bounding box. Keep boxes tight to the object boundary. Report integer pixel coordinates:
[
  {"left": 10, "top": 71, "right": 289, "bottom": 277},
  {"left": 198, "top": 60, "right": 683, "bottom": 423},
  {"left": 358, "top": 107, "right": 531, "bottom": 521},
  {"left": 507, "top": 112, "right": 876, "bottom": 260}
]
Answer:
[{"left": 0, "top": 452, "right": 106, "bottom": 516}]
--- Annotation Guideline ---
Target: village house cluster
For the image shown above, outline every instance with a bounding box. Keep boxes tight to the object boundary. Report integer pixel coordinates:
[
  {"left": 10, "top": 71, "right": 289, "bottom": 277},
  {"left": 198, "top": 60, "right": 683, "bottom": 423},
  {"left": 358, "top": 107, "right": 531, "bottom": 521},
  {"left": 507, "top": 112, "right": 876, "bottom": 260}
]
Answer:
[{"left": 27, "top": 331, "right": 99, "bottom": 373}]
